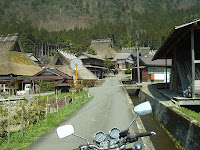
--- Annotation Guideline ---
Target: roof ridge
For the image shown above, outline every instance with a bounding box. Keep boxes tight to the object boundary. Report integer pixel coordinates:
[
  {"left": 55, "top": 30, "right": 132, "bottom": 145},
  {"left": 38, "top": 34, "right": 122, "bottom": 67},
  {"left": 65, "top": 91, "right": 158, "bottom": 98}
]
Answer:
[{"left": 0, "top": 33, "right": 18, "bottom": 43}]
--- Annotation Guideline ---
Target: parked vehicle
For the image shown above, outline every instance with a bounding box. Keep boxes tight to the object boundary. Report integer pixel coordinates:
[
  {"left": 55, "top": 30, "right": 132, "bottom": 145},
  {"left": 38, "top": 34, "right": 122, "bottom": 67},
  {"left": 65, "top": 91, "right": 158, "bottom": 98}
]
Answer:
[
  {"left": 16, "top": 84, "right": 31, "bottom": 96},
  {"left": 56, "top": 101, "right": 156, "bottom": 150}
]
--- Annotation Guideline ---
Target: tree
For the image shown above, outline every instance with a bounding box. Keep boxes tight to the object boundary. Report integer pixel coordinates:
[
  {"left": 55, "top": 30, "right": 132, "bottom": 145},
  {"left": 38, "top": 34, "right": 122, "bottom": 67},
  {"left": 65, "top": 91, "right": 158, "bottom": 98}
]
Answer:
[
  {"left": 104, "top": 57, "right": 115, "bottom": 73},
  {"left": 19, "top": 25, "right": 36, "bottom": 53}
]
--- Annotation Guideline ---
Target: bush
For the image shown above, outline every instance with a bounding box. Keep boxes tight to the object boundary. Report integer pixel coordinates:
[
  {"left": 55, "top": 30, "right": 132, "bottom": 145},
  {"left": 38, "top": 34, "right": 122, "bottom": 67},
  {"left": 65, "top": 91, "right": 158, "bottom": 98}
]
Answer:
[
  {"left": 62, "top": 79, "right": 97, "bottom": 88},
  {"left": 39, "top": 82, "right": 55, "bottom": 93},
  {"left": 76, "top": 84, "right": 85, "bottom": 92},
  {"left": 66, "top": 92, "right": 72, "bottom": 103},
  {"left": 124, "top": 69, "right": 132, "bottom": 74},
  {"left": 82, "top": 79, "right": 96, "bottom": 87}
]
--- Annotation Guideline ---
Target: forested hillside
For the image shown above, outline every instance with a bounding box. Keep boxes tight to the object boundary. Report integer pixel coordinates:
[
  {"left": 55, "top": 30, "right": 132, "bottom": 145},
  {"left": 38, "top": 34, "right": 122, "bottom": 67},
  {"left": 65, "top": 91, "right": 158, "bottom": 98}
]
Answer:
[{"left": 0, "top": 0, "right": 200, "bottom": 54}]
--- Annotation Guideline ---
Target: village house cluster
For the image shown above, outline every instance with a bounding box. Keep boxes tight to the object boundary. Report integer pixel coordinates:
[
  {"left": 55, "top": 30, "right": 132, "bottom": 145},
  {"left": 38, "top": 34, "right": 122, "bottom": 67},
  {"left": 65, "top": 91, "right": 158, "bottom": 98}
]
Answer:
[{"left": 0, "top": 30, "right": 174, "bottom": 97}]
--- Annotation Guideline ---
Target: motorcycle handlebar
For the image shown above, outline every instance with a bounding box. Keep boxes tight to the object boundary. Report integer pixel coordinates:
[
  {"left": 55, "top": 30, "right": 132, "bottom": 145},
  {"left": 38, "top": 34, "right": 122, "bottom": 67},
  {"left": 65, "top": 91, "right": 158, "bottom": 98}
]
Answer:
[
  {"left": 125, "top": 132, "right": 155, "bottom": 150},
  {"left": 76, "top": 131, "right": 156, "bottom": 150},
  {"left": 135, "top": 131, "right": 156, "bottom": 138},
  {"left": 126, "top": 131, "right": 156, "bottom": 144}
]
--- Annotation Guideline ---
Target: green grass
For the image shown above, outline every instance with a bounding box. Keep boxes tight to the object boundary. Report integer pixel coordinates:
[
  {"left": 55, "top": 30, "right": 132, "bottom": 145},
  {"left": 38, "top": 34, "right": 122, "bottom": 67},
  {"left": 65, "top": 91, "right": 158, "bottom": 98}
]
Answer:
[
  {"left": 173, "top": 106, "right": 200, "bottom": 123},
  {"left": 0, "top": 91, "right": 92, "bottom": 150},
  {"left": 36, "top": 92, "right": 69, "bottom": 99}
]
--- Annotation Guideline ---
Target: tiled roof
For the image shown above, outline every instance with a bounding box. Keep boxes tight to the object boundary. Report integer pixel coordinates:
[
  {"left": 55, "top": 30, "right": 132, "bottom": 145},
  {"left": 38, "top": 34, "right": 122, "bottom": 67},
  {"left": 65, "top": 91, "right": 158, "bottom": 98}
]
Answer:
[
  {"left": 140, "top": 57, "right": 172, "bottom": 67},
  {"left": 112, "top": 53, "right": 132, "bottom": 61},
  {"left": 79, "top": 53, "right": 105, "bottom": 61}
]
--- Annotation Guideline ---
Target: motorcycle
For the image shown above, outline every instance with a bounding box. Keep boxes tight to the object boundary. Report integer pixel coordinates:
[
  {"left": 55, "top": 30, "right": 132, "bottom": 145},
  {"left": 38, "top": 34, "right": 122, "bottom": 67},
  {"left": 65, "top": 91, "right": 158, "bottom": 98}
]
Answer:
[{"left": 56, "top": 101, "right": 156, "bottom": 150}]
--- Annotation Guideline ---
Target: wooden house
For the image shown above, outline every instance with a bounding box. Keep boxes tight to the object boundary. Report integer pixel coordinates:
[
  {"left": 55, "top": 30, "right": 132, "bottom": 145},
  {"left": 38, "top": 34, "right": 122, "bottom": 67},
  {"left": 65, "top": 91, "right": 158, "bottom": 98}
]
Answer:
[
  {"left": 55, "top": 79, "right": 72, "bottom": 93},
  {"left": 23, "top": 67, "right": 73, "bottom": 82},
  {"left": 78, "top": 53, "right": 106, "bottom": 79},
  {"left": 132, "top": 56, "right": 171, "bottom": 82},
  {"left": 22, "top": 68, "right": 73, "bottom": 94},
  {"left": 112, "top": 53, "right": 136, "bottom": 70},
  {"left": 0, "top": 34, "right": 42, "bottom": 94},
  {"left": 153, "top": 19, "right": 200, "bottom": 98},
  {"left": 48, "top": 50, "right": 98, "bottom": 80},
  {"left": 90, "top": 38, "right": 116, "bottom": 59}
]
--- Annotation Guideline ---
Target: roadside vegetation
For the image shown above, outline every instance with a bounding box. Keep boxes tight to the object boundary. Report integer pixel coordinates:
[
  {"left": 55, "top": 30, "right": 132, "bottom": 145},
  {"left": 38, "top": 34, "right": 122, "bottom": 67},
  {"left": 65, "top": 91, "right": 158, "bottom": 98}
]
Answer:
[
  {"left": 124, "top": 69, "right": 132, "bottom": 74},
  {"left": 173, "top": 106, "right": 200, "bottom": 123},
  {"left": 0, "top": 90, "right": 92, "bottom": 150}
]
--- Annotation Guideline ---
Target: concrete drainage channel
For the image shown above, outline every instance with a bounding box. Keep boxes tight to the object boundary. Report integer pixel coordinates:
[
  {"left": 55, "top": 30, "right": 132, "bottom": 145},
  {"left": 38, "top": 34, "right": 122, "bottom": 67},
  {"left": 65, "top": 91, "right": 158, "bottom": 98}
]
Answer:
[
  {"left": 138, "top": 85, "right": 200, "bottom": 150},
  {"left": 121, "top": 79, "right": 200, "bottom": 150},
  {"left": 121, "top": 84, "right": 178, "bottom": 150},
  {"left": 121, "top": 84, "right": 155, "bottom": 150},
  {"left": 130, "top": 96, "right": 179, "bottom": 150}
]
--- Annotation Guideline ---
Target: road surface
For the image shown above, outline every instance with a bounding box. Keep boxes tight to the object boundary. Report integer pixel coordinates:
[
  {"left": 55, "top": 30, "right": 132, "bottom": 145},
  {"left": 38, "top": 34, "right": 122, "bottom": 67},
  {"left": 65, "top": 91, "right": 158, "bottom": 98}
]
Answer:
[{"left": 27, "top": 75, "right": 147, "bottom": 150}]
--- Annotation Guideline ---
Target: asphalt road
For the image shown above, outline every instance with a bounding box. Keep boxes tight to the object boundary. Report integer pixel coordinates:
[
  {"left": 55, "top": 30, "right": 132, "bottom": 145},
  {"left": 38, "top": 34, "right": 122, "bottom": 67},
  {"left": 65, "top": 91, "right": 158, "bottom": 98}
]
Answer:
[{"left": 27, "top": 75, "right": 142, "bottom": 150}]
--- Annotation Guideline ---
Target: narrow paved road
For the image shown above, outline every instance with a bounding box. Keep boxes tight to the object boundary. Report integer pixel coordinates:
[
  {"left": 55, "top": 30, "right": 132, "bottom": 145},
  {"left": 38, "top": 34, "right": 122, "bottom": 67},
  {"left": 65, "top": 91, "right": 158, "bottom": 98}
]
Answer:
[{"left": 27, "top": 75, "right": 142, "bottom": 150}]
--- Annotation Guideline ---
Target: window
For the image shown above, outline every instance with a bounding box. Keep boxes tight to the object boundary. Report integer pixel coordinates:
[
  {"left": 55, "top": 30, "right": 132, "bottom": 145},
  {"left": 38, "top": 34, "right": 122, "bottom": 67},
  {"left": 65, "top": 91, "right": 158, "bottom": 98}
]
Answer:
[
  {"left": 148, "top": 67, "right": 171, "bottom": 74},
  {"left": 55, "top": 59, "right": 63, "bottom": 65}
]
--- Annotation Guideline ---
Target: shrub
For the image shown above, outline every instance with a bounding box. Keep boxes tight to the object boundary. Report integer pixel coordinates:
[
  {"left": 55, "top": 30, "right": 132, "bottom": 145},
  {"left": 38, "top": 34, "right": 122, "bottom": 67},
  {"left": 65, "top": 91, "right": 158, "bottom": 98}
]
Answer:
[
  {"left": 82, "top": 79, "right": 96, "bottom": 87},
  {"left": 39, "top": 82, "right": 55, "bottom": 93},
  {"left": 67, "top": 80, "right": 75, "bottom": 87},
  {"left": 124, "top": 69, "right": 132, "bottom": 74},
  {"left": 66, "top": 92, "right": 72, "bottom": 103},
  {"left": 76, "top": 84, "right": 85, "bottom": 92},
  {"left": 66, "top": 79, "right": 97, "bottom": 87}
]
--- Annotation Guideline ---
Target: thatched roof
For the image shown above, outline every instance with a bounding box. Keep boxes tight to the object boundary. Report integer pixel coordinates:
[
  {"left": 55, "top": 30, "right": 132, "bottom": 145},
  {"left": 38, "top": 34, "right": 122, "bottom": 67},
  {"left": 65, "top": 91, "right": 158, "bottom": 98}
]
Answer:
[
  {"left": 48, "top": 50, "right": 98, "bottom": 80},
  {"left": 90, "top": 39, "right": 116, "bottom": 59},
  {"left": 0, "top": 34, "right": 42, "bottom": 76}
]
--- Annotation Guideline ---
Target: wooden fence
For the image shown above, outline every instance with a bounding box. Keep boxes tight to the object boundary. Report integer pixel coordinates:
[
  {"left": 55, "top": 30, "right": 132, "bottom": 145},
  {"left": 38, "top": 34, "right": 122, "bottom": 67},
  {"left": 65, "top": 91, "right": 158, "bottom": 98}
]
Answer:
[{"left": 0, "top": 88, "right": 89, "bottom": 143}]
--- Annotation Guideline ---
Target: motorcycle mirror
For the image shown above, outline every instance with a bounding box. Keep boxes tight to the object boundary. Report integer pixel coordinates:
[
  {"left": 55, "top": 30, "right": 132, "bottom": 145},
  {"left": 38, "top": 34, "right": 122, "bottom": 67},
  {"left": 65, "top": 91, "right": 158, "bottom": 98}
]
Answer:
[
  {"left": 134, "top": 101, "right": 152, "bottom": 116},
  {"left": 57, "top": 124, "right": 74, "bottom": 139}
]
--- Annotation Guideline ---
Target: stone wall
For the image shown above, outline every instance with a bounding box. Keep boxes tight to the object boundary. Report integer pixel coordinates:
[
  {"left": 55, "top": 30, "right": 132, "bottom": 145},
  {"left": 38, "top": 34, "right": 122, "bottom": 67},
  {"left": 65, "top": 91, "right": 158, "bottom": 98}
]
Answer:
[{"left": 139, "top": 89, "right": 200, "bottom": 150}]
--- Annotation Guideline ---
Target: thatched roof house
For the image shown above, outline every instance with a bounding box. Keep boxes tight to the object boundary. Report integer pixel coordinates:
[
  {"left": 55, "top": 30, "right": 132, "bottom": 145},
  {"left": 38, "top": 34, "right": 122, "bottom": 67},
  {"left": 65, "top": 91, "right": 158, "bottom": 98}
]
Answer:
[
  {"left": 0, "top": 34, "right": 42, "bottom": 79},
  {"left": 48, "top": 50, "right": 98, "bottom": 80},
  {"left": 90, "top": 39, "right": 116, "bottom": 59}
]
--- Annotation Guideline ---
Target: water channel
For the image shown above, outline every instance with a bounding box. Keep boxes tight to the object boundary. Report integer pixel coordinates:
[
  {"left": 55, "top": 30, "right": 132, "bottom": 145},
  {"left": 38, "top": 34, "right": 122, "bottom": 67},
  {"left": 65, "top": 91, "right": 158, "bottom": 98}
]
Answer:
[{"left": 130, "top": 96, "right": 179, "bottom": 150}]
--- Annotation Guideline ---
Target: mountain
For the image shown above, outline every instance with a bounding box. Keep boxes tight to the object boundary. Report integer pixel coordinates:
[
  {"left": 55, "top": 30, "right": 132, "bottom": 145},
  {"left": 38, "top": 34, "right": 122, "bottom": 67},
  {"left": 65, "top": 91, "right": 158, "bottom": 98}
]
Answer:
[
  {"left": 0, "top": 0, "right": 200, "bottom": 53},
  {"left": 0, "top": 0, "right": 198, "bottom": 31}
]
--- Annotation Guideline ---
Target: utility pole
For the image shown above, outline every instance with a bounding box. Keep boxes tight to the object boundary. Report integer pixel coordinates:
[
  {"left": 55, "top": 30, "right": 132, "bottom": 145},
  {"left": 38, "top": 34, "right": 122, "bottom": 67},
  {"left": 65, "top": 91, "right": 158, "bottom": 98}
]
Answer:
[
  {"left": 136, "top": 32, "right": 140, "bottom": 83},
  {"left": 165, "top": 58, "right": 168, "bottom": 90},
  {"left": 191, "top": 29, "right": 195, "bottom": 98}
]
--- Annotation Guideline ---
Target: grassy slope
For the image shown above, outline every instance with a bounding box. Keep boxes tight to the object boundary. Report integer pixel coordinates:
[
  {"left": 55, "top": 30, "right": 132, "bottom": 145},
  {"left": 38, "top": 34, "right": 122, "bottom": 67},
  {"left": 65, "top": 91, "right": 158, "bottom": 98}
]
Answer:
[
  {"left": 0, "top": 91, "right": 92, "bottom": 150},
  {"left": 173, "top": 106, "right": 200, "bottom": 123}
]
